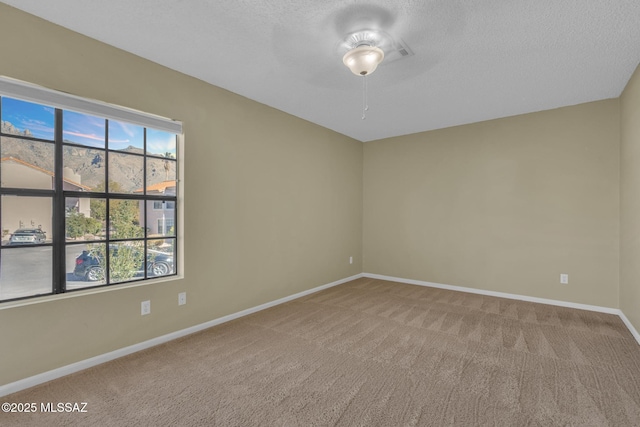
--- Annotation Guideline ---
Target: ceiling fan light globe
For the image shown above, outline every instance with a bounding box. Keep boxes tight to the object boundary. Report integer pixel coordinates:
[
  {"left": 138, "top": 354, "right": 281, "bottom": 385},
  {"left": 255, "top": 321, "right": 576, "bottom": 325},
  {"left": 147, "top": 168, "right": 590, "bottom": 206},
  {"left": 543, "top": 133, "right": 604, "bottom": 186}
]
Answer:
[{"left": 342, "top": 45, "right": 384, "bottom": 76}]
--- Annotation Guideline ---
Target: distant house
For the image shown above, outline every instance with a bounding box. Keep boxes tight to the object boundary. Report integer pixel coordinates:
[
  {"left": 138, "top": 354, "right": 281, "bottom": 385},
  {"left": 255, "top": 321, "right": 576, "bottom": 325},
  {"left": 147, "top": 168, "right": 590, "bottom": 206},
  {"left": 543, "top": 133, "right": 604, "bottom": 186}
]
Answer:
[
  {"left": 1, "top": 157, "right": 91, "bottom": 238},
  {"left": 135, "top": 180, "right": 176, "bottom": 236}
]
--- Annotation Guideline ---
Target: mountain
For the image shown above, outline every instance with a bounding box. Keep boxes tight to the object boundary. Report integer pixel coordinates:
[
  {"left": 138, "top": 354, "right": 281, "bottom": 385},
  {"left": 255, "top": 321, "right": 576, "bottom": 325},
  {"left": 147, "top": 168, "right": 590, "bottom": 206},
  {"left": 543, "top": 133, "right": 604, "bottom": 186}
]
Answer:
[{"left": 1, "top": 121, "right": 175, "bottom": 192}]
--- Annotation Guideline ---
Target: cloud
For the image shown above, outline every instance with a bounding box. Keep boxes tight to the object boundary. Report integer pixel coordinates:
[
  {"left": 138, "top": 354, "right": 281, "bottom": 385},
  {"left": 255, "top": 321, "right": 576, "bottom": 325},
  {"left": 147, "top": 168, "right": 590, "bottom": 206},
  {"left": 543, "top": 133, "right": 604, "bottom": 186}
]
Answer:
[
  {"left": 147, "top": 140, "right": 176, "bottom": 155},
  {"left": 63, "top": 130, "right": 105, "bottom": 142},
  {"left": 114, "top": 121, "right": 138, "bottom": 138},
  {"left": 146, "top": 131, "right": 177, "bottom": 155},
  {"left": 64, "top": 111, "right": 105, "bottom": 131},
  {"left": 18, "top": 118, "right": 54, "bottom": 136}
]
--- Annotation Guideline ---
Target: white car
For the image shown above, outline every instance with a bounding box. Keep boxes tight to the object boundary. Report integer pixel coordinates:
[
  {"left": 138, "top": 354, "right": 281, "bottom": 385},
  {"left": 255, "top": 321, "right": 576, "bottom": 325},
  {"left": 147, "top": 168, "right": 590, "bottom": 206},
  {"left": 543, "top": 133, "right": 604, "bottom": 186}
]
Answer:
[{"left": 9, "top": 228, "right": 46, "bottom": 245}]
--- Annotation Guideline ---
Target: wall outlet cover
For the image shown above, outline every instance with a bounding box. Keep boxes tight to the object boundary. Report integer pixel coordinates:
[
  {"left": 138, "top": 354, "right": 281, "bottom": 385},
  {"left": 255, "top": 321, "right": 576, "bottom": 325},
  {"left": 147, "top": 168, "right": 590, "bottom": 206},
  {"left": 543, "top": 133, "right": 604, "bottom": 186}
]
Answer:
[{"left": 141, "top": 300, "right": 151, "bottom": 315}]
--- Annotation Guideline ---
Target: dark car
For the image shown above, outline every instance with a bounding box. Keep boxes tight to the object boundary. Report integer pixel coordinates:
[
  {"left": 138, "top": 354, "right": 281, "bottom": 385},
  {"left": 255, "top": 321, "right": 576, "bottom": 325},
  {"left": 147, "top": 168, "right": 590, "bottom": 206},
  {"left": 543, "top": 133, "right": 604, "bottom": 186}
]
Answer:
[
  {"left": 9, "top": 228, "right": 47, "bottom": 245},
  {"left": 74, "top": 247, "right": 174, "bottom": 281}
]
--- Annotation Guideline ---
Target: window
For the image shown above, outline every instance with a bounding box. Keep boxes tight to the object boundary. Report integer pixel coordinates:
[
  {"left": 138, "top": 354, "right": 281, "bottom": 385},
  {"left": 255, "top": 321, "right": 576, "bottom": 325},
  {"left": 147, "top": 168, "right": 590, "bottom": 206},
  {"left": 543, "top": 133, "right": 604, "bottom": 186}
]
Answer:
[
  {"left": 0, "top": 77, "right": 181, "bottom": 302},
  {"left": 153, "top": 201, "right": 174, "bottom": 210},
  {"left": 157, "top": 218, "right": 174, "bottom": 235}
]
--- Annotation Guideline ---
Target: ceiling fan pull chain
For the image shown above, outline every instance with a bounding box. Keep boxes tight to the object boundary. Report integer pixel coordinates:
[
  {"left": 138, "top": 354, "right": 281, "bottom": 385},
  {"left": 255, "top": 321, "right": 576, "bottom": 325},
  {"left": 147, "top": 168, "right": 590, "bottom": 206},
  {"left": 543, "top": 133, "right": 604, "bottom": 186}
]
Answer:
[{"left": 362, "top": 75, "right": 369, "bottom": 120}]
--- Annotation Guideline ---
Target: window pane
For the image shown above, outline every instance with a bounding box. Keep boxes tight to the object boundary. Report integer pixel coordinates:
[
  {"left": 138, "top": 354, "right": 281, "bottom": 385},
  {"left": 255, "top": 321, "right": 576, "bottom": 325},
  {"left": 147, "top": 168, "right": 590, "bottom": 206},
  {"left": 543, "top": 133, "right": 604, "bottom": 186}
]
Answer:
[
  {"left": 146, "top": 129, "right": 176, "bottom": 157},
  {"left": 63, "top": 146, "right": 105, "bottom": 192},
  {"left": 65, "top": 198, "right": 105, "bottom": 242},
  {"left": 109, "top": 241, "right": 145, "bottom": 284},
  {"left": 0, "top": 246, "right": 52, "bottom": 300},
  {"left": 108, "top": 120, "right": 143, "bottom": 151},
  {"left": 109, "top": 199, "right": 145, "bottom": 239},
  {"left": 147, "top": 202, "right": 175, "bottom": 237},
  {"left": 146, "top": 157, "right": 176, "bottom": 193},
  {"left": 1, "top": 138, "right": 55, "bottom": 190},
  {"left": 109, "top": 152, "right": 143, "bottom": 193},
  {"left": 65, "top": 243, "right": 106, "bottom": 289},
  {"left": 62, "top": 110, "right": 105, "bottom": 148},
  {"left": 1, "top": 97, "right": 55, "bottom": 140},
  {"left": 68, "top": 242, "right": 106, "bottom": 286},
  {"left": 148, "top": 238, "right": 175, "bottom": 278},
  {"left": 2, "top": 195, "right": 52, "bottom": 244}
]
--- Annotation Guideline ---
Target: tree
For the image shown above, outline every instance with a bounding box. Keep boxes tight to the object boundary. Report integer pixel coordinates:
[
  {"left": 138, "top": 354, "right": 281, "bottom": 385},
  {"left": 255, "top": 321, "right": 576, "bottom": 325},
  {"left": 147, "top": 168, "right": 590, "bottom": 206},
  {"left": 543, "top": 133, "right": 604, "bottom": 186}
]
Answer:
[
  {"left": 90, "top": 199, "right": 106, "bottom": 222},
  {"left": 86, "top": 243, "right": 145, "bottom": 283},
  {"left": 87, "top": 180, "right": 145, "bottom": 282},
  {"left": 90, "top": 181, "right": 126, "bottom": 221},
  {"left": 163, "top": 152, "right": 174, "bottom": 181},
  {"left": 109, "top": 199, "right": 143, "bottom": 239},
  {"left": 66, "top": 211, "right": 101, "bottom": 239}
]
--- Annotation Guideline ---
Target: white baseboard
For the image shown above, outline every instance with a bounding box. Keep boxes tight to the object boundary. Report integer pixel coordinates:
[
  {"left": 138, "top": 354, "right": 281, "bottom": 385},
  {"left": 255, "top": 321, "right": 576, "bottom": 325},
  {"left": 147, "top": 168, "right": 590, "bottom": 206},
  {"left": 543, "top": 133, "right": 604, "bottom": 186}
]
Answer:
[
  {"left": 618, "top": 311, "right": 640, "bottom": 345},
  {"left": 0, "top": 273, "right": 363, "bottom": 398},
  {"left": 363, "top": 273, "right": 620, "bottom": 313},
  {"left": 363, "top": 273, "right": 640, "bottom": 346}
]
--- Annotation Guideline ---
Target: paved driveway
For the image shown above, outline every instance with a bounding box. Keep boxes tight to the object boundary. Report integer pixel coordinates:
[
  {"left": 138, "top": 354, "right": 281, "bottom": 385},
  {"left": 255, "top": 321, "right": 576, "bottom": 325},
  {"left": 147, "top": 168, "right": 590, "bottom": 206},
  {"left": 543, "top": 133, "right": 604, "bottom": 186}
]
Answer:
[{"left": 0, "top": 244, "right": 94, "bottom": 300}]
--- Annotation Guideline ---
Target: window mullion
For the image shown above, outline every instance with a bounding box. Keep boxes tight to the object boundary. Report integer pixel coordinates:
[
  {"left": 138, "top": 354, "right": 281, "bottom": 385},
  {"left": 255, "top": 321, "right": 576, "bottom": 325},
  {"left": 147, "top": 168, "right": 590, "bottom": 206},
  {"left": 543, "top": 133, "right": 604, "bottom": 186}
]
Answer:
[
  {"left": 105, "top": 120, "right": 110, "bottom": 285},
  {"left": 53, "top": 109, "right": 65, "bottom": 293},
  {"left": 143, "top": 128, "right": 147, "bottom": 279}
]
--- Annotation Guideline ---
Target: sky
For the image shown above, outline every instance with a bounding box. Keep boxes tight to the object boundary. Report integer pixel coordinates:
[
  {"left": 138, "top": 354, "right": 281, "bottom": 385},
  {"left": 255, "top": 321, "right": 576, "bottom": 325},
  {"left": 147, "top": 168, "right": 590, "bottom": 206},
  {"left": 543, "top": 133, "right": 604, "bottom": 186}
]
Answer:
[
  {"left": 1, "top": 96, "right": 54, "bottom": 140},
  {"left": 1, "top": 97, "right": 176, "bottom": 156}
]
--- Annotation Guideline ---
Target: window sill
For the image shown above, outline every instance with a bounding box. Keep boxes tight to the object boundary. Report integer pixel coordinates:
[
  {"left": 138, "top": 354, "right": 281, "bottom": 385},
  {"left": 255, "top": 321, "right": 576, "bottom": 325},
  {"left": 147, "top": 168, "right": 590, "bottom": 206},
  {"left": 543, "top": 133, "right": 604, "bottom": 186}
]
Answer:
[{"left": 0, "top": 273, "right": 184, "bottom": 311}]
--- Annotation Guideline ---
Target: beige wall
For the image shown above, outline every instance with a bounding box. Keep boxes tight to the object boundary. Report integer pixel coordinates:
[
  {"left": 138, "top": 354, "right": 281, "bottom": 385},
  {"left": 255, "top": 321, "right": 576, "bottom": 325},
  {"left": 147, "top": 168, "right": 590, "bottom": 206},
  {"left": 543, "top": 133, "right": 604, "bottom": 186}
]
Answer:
[
  {"left": 621, "top": 63, "right": 640, "bottom": 332},
  {"left": 364, "top": 100, "right": 620, "bottom": 307},
  {"left": 0, "top": 4, "right": 363, "bottom": 386}
]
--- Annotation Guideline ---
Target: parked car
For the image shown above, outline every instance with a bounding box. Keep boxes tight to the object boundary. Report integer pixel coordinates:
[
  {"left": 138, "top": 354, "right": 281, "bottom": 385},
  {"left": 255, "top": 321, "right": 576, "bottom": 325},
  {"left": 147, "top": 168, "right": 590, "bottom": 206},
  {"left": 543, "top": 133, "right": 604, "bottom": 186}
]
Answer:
[
  {"left": 74, "top": 247, "right": 174, "bottom": 281},
  {"left": 9, "top": 228, "right": 46, "bottom": 245}
]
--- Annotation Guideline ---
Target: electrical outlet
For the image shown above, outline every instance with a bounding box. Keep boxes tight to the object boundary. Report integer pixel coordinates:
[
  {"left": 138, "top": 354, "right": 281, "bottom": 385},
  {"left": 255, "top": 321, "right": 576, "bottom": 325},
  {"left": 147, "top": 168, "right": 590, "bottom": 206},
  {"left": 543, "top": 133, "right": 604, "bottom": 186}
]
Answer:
[
  {"left": 349, "top": 256, "right": 353, "bottom": 265},
  {"left": 141, "top": 300, "right": 151, "bottom": 315},
  {"left": 560, "top": 274, "right": 569, "bottom": 285},
  {"left": 178, "top": 292, "right": 186, "bottom": 306}
]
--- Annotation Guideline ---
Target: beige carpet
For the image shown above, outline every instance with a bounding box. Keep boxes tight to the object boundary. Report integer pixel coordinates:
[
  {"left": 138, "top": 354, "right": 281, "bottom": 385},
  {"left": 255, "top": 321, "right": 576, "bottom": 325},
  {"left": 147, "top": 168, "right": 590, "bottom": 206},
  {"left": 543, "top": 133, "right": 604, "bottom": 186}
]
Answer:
[{"left": 3, "top": 277, "right": 640, "bottom": 426}]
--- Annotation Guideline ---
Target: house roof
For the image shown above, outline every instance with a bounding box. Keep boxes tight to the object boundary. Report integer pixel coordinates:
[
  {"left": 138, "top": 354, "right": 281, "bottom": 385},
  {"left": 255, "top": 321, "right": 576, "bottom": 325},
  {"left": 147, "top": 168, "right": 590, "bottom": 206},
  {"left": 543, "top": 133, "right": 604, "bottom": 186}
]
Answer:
[
  {"left": 0, "top": 156, "right": 92, "bottom": 191},
  {"left": 134, "top": 180, "right": 176, "bottom": 194}
]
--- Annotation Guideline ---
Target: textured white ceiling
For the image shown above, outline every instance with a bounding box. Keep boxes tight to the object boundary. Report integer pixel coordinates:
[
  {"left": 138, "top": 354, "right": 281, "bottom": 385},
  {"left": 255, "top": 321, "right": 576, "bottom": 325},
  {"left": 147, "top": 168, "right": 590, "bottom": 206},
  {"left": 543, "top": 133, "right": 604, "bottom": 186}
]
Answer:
[{"left": 3, "top": 0, "right": 640, "bottom": 142}]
